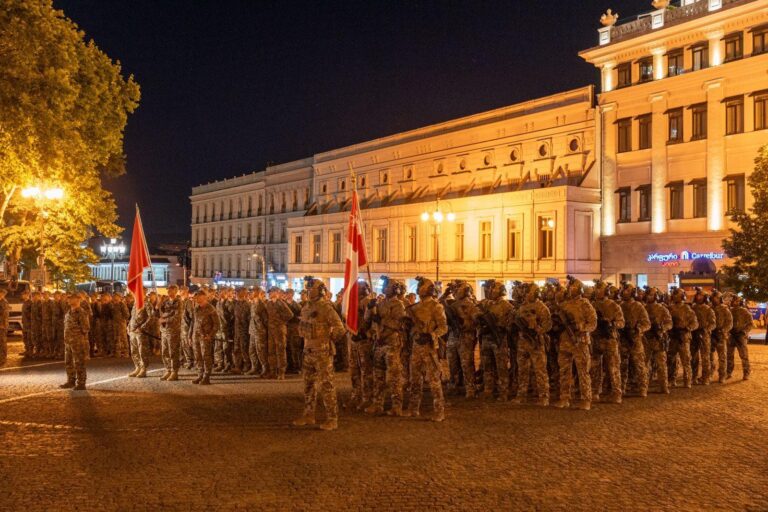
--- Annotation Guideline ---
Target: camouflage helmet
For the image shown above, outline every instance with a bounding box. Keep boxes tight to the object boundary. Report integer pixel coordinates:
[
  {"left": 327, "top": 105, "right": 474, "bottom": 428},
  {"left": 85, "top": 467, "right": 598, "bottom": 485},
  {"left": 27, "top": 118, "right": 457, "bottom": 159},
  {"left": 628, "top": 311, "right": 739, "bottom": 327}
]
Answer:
[
  {"left": 483, "top": 279, "right": 506, "bottom": 299},
  {"left": 268, "top": 286, "right": 282, "bottom": 294},
  {"left": 620, "top": 282, "right": 636, "bottom": 299},
  {"left": 525, "top": 282, "right": 540, "bottom": 300},
  {"left": 731, "top": 294, "right": 744, "bottom": 307},
  {"left": 454, "top": 281, "right": 474, "bottom": 300},
  {"left": 645, "top": 286, "right": 660, "bottom": 303},
  {"left": 357, "top": 280, "right": 371, "bottom": 297},
  {"left": 710, "top": 289, "right": 724, "bottom": 305},
  {"left": 592, "top": 280, "right": 609, "bottom": 299},
  {"left": 305, "top": 277, "right": 328, "bottom": 300},
  {"left": 692, "top": 286, "right": 709, "bottom": 303},
  {"left": 670, "top": 287, "right": 686, "bottom": 302},
  {"left": 415, "top": 276, "right": 436, "bottom": 298},
  {"left": 566, "top": 275, "right": 583, "bottom": 297}
]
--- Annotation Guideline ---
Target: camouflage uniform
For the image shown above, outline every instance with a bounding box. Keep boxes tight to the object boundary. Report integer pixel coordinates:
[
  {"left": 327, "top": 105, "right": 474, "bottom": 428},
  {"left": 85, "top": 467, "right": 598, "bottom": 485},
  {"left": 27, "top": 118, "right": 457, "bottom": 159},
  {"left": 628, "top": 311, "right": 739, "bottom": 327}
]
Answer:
[
  {"left": 619, "top": 289, "right": 650, "bottom": 396},
  {"left": 42, "top": 297, "right": 54, "bottom": 357},
  {"left": 31, "top": 297, "right": 43, "bottom": 357},
  {"left": 249, "top": 298, "right": 269, "bottom": 375},
  {"left": 667, "top": 293, "right": 699, "bottom": 388},
  {"left": 193, "top": 301, "right": 221, "bottom": 383},
  {"left": 159, "top": 296, "right": 183, "bottom": 375},
  {"left": 296, "top": 282, "right": 345, "bottom": 430},
  {"left": 514, "top": 288, "right": 552, "bottom": 403},
  {"left": 691, "top": 298, "right": 715, "bottom": 385},
  {"left": 0, "top": 297, "right": 8, "bottom": 366},
  {"left": 129, "top": 302, "right": 157, "bottom": 375},
  {"left": 285, "top": 299, "right": 303, "bottom": 373},
  {"left": 451, "top": 287, "right": 480, "bottom": 398},
  {"left": 264, "top": 297, "right": 294, "bottom": 379},
  {"left": 63, "top": 304, "right": 90, "bottom": 387},
  {"left": 478, "top": 283, "right": 514, "bottom": 400},
  {"left": 111, "top": 299, "right": 130, "bottom": 358},
  {"left": 367, "top": 291, "right": 407, "bottom": 414},
  {"left": 233, "top": 298, "right": 251, "bottom": 373},
  {"left": 22, "top": 297, "right": 33, "bottom": 357},
  {"left": 181, "top": 297, "right": 196, "bottom": 368},
  {"left": 555, "top": 280, "right": 597, "bottom": 409},
  {"left": 348, "top": 292, "right": 375, "bottom": 407},
  {"left": 53, "top": 296, "right": 66, "bottom": 359},
  {"left": 590, "top": 288, "right": 625, "bottom": 402},
  {"left": 710, "top": 297, "right": 733, "bottom": 383},
  {"left": 728, "top": 299, "right": 752, "bottom": 380},
  {"left": 644, "top": 296, "right": 673, "bottom": 393},
  {"left": 406, "top": 278, "right": 448, "bottom": 420},
  {"left": 215, "top": 297, "right": 235, "bottom": 371}
]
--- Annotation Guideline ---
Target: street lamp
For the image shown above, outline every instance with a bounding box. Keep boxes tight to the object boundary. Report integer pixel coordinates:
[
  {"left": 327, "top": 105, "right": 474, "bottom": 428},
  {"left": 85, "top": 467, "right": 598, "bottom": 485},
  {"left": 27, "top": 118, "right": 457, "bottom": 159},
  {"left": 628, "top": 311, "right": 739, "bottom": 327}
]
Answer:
[
  {"left": 251, "top": 253, "right": 267, "bottom": 288},
  {"left": 21, "top": 186, "right": 65, "bottom": 290},
  {"left": 421, "top": 197, "right": 454, "bottom": 286},
  {"left": 100, "top": 238, "right": 126, "bottom": 282}
]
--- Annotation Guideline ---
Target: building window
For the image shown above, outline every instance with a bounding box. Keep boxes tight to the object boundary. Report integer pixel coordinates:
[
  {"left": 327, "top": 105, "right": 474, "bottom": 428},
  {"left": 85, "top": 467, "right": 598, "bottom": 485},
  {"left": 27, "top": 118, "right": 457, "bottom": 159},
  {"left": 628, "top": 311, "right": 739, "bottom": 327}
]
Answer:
[
  {"left": 375, "top": 228, "right": 387, "bottom": 263},
  {"left": 637, "top": 274, "right": 648, "bottom": 289},
  {"left": 725, "top": 175, "right": 746, "bottom": 214},
  {"left": 638, "top": 57, "right": 653, "bottom": 82},
  {"left": 454, "top": 223, "right": 464, "bottom": 261},
  {"left": 480, "top": 221, "right": 492, "bottom": 260},
  {"left": 693, "top": 181, "right": 707, "bottom": 218},
  {"left": 724, "top": 33, "right": 743, "bottom": 62},
  {"left": 406, "top": 225, "right": 417, "bottom": 262},
  {"left": 312, "top": 233, "right": 321, "bottom": 264},
  {"left": 638, "top": 185, "right": 651, "bottom": 222},
  {"left": 726, "top": 96, "right": 744, "bottom": 135},
  {"left": 691, "top": 103, "right": 707, "bottom": 140},
  {"left": 668, "top": 50, "right": 684, "bottom": 77},
  {"left": 506, "top": 219, "right": 520, "bottom": 260},
  {"left": 294, "top": 236, "right": 302, "bottom": 264},
  {"left": 617, "top": 62, "right": 631, "bottom": 88},
  {"left": 618, "top": 188, "right": 631, "bottom": 223},
  {"left": 617, "top": 118, "right": 632, "bottom": 153},
  {"left": 331, "top": 232, "right": 342, "bottom": 263},
  {"left": 753, "top": 26, "right": 768, "bottom": 55},
  {"left": 668, "top": 108, "right": 683, "bottom": 143},
  {"left": 538, "top": 217, "right": 554, "bottom": 260},
  {"left": 620, "top": 273, "right": 632, "bottom": 284},
  {"left": 669, "top": 182, "right": 684, "bottom": 220},
  {"left": 756, "top": 93, "right": 768, "bottom": 131},
  {"left": 691, "top": 43, "right": 708, "bottom": 71},
  {"left": 638, "top": 114, "right": 652, "bottom": 150}
]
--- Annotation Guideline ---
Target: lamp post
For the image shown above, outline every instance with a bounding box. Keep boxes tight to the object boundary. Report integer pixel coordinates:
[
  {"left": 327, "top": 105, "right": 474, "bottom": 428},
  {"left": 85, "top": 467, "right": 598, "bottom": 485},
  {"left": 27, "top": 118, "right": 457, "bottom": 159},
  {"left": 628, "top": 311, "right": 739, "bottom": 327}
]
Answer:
[
  {"left": 21, "top": 186, "right": 65, "bottom": 291},
  {"left": 100, "top": 238, "right": 126, "bottom": 283},
  {"left": 420, "top": 197, "right": 455, "bottom": 286},
  {"left": 251, "top": 253, "right": 266, "bottom": 288}
]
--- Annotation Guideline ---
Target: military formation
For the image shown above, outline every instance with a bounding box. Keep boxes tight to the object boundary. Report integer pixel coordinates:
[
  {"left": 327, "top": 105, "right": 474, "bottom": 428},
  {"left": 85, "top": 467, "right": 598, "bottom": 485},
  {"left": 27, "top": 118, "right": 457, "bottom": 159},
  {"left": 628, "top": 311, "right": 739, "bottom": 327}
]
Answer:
[{"left": 1, "top": 275, "right": 756, "bottom": 431}]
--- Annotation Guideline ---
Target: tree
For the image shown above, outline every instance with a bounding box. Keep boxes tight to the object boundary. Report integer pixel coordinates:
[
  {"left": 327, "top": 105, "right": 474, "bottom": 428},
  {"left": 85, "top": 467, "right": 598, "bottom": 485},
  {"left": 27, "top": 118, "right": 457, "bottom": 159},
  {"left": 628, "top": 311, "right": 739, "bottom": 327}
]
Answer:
[
  {"left": 0, "top": 0, "right": 140, "bottom": 283},
  {"left": 721, "top": 145, "right": 768, "bottom": 338}
]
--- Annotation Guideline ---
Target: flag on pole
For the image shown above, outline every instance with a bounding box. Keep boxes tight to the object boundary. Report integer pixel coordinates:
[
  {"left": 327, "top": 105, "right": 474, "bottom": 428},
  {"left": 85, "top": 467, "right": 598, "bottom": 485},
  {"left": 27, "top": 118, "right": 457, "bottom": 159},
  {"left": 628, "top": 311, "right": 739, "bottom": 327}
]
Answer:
[
  {"left": 127, "top": 206, "right": 152, "bottom": 310},
  {"left": 342, "top": 190, "right": 368, "bottom": 334}
]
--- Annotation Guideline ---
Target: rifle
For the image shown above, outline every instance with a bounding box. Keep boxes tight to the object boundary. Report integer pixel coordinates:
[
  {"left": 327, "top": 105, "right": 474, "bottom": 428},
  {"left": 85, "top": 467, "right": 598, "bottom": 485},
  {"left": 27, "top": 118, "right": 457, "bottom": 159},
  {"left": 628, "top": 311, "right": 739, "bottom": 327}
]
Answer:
[
  {"left": 478, "top": 309, "right": 505, "bottom": 347},
  {"left": 557, "top": 308, "right": 579, "bottom": 344},
  {"left": 444, "top": 302, "right": 462, "bottom": 333}
]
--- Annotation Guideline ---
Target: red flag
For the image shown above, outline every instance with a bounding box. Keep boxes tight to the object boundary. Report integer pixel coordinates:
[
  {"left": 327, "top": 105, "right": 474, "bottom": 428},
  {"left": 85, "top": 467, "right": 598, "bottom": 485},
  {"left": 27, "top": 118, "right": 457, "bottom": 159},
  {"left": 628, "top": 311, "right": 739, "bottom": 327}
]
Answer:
[
  {"left": 342, "top": 190, "right": 368, "bottom": 334},
  {"left": 127, "top": 206, "right": 151, "bottom": 310}
]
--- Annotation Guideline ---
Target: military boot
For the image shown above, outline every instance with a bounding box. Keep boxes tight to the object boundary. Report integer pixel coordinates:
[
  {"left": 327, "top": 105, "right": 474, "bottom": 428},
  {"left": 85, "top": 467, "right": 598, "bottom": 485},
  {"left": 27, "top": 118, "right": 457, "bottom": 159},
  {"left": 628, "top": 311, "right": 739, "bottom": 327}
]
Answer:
[
  {"left": 605, "top": 392, "right": 622, "bottom": 404},
  {"left": 136, "top": 368, "right": 147, "bottom": 378},
  {"left": 533, "top": 397, "right": 549, "bottom": 407},
  {"left": 74, "top": 383, "right": 86, "bottom": 391},
  {"left": 59, "top": 380, "right": 76, "bottom": 389},
  {"left": 319, "top": 418, "right": 338, "bottom": 431},
  {"left": 160, "top": 371, "right": 171, "bottom": 381},
  {"left": 128, "top": 368, "right": 140, "bottom": 378},
  {"left": 364, "top": 403, "right": 384, "bottom": 415},
  {"left": 386, "top": 405, "right": 403, "bottom": 417},
  {"left": 166, "top": 371, "right": 178, "bottom": 381},
  {"left": 192, "top": 374, "right": 203, "bottom": 384},
  {"left": 510, "top": 396, "right": 525, "bottom": 405},
  {"left": 402, "top": 408, "right": 420, "bottom": 418},
  {"left": 576, "top": 400, "right": 591, "bottom": 411},
  {"left": 430, "top": 410, "right": 445, "bottom": 422},
  {"left": 551, "top": 399, "right": 570, "bottom": 409},
  {"left": 200, "top": 374, "right": 211, "bottom": 385},
  {"left": 660, "top": 384, "right": 670, "bottom": 394},
  {"left": 229, "top": 367, "right": 242, "bottom": 375},
  {"left": 292, "top": 413, "right": 316, "bottom": 426},
  {"left": 245, "top": 369, "right": 259, "bottom": 376}
]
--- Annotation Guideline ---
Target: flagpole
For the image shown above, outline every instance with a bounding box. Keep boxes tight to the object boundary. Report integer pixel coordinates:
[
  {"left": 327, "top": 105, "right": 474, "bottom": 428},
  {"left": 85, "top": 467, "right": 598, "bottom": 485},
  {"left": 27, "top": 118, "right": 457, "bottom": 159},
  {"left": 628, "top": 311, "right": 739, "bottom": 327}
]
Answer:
[
  {"left": 349, "top": 163, "right": 374, "bottom": 292},
  {"left": 136, "top": 204, "right": 157, "bottom": 292}
]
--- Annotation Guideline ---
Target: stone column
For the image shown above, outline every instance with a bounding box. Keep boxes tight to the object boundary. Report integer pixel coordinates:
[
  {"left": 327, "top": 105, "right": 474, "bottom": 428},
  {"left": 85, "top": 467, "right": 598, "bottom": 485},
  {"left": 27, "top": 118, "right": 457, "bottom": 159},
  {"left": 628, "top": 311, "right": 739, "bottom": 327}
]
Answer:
[
  {"left": 650, "top": 92, "right": 669, "bottom": 234},
  {"left": 600, "top": 102, "right": 617, "bottom": 236},
  {"left": 705, "top": 78, "right": 725, "bottom": 231},
  {"left": 708, "top": 30, "right": 725, "bottom": 67}
]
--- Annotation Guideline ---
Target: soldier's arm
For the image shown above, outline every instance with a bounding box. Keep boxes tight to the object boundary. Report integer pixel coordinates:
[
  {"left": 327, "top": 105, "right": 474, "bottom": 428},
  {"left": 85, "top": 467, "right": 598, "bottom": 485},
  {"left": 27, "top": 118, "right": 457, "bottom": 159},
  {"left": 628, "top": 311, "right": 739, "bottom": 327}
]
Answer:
[
  {"left": 79, "top": 310, "right": 91, "bottom": 335},
  {"left": 326, "top": 303, "right": 345, "bottom": 339},
  {"left": 721, "top": 308, "right": 733, "bottom": 332},
  {"left": 612, "top": 303, "right": 626, "bottom": 330},
  {"left": 687, "top": 308, "right": 699, "bottom": 331},
  {"left": 580, "top": 301, "right": 598, "bottom": 333},
  {"left": 635, "top": 304, "right": 651, "bottom": 334},
  {"left": 432, "top": 303, "right": 448, "bottom": 338},
  {"left": 661, "top": 307, "right": 673, "bottom": 332}
]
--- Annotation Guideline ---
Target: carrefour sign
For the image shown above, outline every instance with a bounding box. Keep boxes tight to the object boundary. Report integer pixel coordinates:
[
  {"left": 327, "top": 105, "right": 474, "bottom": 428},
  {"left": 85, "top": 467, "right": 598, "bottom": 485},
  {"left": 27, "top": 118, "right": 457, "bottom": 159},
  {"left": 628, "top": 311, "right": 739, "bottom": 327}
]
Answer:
[{"left": 647, "top": 250, "right": 726, "bottom": 263}]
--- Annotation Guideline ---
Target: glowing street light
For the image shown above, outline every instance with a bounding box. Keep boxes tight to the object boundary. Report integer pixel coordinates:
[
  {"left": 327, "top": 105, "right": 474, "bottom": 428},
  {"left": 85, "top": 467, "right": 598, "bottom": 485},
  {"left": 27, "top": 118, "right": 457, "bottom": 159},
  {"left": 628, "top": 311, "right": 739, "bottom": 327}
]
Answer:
[
  {"left": 421, "top": 197, "right": 455, "bottom": 286},
  {"left": 100, "top": 238, "right": 126, "bottom": 282},
  {"left": 20, "top": 185, "right": 65, "bottom": 291}
]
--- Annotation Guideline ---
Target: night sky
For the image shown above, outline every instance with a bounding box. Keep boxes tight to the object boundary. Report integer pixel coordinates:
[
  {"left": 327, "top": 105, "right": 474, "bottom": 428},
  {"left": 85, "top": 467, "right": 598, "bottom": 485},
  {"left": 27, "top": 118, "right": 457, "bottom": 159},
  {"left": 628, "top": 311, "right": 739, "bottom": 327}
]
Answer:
[{"left": 54, "top": 0, "right": 651, "bottom": 240}]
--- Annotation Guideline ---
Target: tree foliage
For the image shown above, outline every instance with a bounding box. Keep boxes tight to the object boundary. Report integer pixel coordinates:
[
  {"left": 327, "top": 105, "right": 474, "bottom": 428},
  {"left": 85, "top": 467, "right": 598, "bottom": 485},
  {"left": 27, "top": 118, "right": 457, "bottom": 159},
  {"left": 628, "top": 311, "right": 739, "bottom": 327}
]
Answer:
[
  {"left": 0, "top": 0, "right": 140, "bottom": 283},
  {"left": 721, "top": 145, "right": 768, "bottom": 303}
]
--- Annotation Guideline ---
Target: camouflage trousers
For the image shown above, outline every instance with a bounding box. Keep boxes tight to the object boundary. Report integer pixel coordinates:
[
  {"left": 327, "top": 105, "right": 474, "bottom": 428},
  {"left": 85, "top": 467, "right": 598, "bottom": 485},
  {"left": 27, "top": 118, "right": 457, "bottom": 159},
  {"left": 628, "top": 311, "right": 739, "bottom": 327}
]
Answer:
[
  {"left": 457, "top": 332, "right": 477, "bottom": 395},
  {"left": 43, "top": 324, "right": 54, "bottom": 356},
  {"left": 372, "top": 341, "right": 404, "bottom": 410},
  {"left": 249, "top": 333, "right": 266, "bottom": 375},
  {"left": 408, "top": 343, "right": 444, "bottom": 416},
  {"left": 667, "top": 333, "right": 692, "bottom": 387},
  {"left": 709, "top": 331, "right": 728, "bottom": 382},
  {"left": 558, "top": 336, "right": 592, "bottom": 403},
  {"left": 302, "top": 347, "right": 337, "bottom": 421},
  {"left": 232, "top": 332, "right": 248, "bottom": 371},
  {"left": 181, "top": 329, "right": 194, "bottom": 366},
  {"left": 113, "top": 323, "right": 129, "bottom": 358},
  {"left": 53, "top": 325, "right": 65, "bottom": 359},
  {"left": 130, "top": 333, "right": 151, "bottom": 371},
  {"left": 349, "top": 340, "right": 374, "bottom": 404},
  {"left": 214, "top": 336, "right": 225, "bottom": 368},
  {"left": 0, "top": 330, "right": 6, "bottom": 366},
  {"left": 620, "top": 336, "right": 648, "bottom": 394},
  {"left": 644, "top": 337, "right": 669, "bottom": 392},
  {"left": 690, "top": 329, "right": 712, "bottom": 384},
  {"left": 32, "top": 326, "right": 43, "bottom": 356},
  {"left": 194, "top": 336, "right": 215, "bottom": 377},
  {"left": 64, "top": 338, "right": 88, "bottom": 385},
  {"left": 480, "top": 337, "right": 509, "bottom": 397},
  {"left": 727, "top": 333, "right": 750, "bottom": 379},
  {"left": 160, "top": 328, "right": 181, "bottom": 372},
  {"left": 268, "top": 330, "right": 287, "bottom": 377},
  {"left": 590, "top": 336, "right": 621, "bottom": 399},
  {"left": 287, "top": 332, "right": 302, "bottom": 372},
  {"left": 516, "top": 337, "right": 549, "bottom": 399},
  {"left": 446, "top": 335, "right": 461, "bottom": 390},
  {"left": 22, "top": 325, "right": 32, "bottom": 356}
]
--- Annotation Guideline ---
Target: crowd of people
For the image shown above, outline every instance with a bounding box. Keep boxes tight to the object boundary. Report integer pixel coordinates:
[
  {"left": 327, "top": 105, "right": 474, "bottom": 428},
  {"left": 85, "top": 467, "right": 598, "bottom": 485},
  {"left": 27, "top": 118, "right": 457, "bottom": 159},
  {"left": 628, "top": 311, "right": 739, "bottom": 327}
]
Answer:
[{"left": 0, "top": 274, "right": 755, "bottom": 432}]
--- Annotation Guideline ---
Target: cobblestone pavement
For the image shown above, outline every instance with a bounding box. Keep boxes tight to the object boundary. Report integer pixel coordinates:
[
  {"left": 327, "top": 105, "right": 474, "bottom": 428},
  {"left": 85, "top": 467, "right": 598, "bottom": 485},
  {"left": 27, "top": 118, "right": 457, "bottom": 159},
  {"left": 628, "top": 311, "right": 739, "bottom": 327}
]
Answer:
[{"left": 1, "top": 338, "right": 767, "bottom": 512}]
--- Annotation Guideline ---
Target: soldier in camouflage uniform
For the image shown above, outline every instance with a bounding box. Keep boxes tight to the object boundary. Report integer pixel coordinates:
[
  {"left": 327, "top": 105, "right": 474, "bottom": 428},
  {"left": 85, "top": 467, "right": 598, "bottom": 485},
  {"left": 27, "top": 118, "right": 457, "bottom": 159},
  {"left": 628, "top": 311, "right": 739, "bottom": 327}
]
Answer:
[
  {"left": 644, "top": 287, "right": 673, "bottom": 394},
  {"left": 553, "top": 277, "right": 597, "bottom": 410},
  {"left": 513, "top": 283, "right": 552, "bottom": 406},
  {"left": 690, "top": 289, "right": 715, "bottom": 385},
  {"left": 21, "top": 291, "right": 32, "bottom": 358},
  {"left": 59, "top": 294, "right": 90, "bottom": 390},
  {"left": 53, "top": 292, "right": 66, "bottom": 359},
  {"left": 404, "top": 277, "right": 448, "bottom": 421},
  {"left": 544, "top": 285, "right": 564, "bottom": 398},
  {"left": 41, "top": 292, "right": 54, "bottom": 358},
  {"left": 709, "top": 290, "right": 733, "bottom": 384},
  {"left": 192, "top": 290, "right": 221, "bottom": 385},
  {"left": 215, "top": 288, "right": 235, "bottom": 372},
  {"left": 667, "top": 288, "right": 699, "bottom": 388},
  {"left": 727, "top": 295, "right": 752, "bottom": 381},
  {"left": 111, "top": 294, "right": 130, "bottom": 358},
  {"left": 248, "top": 287, "right": 269, "bottom": 376},
  {"left": 293, "top": 279, "right": 345, "bottom": 431},
  {"left": 440, "top": 283, "right": 461, "bottom": 394},
  {"left": 265, "top": 287, "right": 294, "bottom": 379},
  {"left": 589, "top": 281, "right": 625, "bottom": 403},
  {"left": 159, "top": 285, "right": 183, "bottom": 381},
  {"left": 348, "top": 281, "right": 375, "bottom": 410},
  {"left": 478, "top": 279, "right": 514, "bottom": 401},
  {"left": 0, "top": 290, "right": 7, "bottom": 366},
  {"left": 365, "top": 277, "right": 407, "bottom": 416},
  {"left": 180, "top": 287, "right": 196, "bottom": 369},
  {"left": 619, "top": 283, "right": 650, "bottom": 397},
  {"left": 30, "top": 292, "right": 43, "bottom": 358},
  {"left": 284, "top": 289, "right": 303, "bottom": 373},
  {"left": 128, "top": 292, "right": 159, "bottom": 378},
  {"left": 232, "top": 288, "right": 251, "bottom": 374},
  {"left": 451, "top": 282, "right": 481, "bottom": 398}
]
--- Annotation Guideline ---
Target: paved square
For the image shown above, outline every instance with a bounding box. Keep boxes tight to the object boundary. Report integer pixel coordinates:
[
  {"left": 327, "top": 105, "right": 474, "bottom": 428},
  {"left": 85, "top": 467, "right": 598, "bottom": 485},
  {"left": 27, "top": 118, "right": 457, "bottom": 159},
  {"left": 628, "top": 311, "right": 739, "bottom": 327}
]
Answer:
[{"left": 1, "top": 339, "right": 767, "bottom": 511}]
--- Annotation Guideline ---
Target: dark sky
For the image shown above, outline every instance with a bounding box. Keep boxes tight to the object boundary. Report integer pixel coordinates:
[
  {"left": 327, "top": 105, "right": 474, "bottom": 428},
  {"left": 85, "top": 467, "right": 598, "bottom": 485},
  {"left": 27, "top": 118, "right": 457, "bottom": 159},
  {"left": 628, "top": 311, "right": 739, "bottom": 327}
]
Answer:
[{"left": 54, "top": 0, "right": 650, "bottom": 239}]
